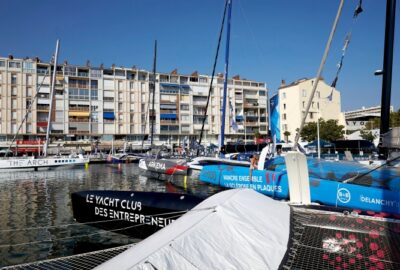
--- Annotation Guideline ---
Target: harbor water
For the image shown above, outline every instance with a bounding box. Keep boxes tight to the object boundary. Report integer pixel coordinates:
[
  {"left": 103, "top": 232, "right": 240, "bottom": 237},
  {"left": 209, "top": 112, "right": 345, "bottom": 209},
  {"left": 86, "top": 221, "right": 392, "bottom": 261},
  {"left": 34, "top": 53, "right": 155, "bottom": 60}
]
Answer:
[{"left": 0, "top": 163, "right": 221, "bottom": 267}]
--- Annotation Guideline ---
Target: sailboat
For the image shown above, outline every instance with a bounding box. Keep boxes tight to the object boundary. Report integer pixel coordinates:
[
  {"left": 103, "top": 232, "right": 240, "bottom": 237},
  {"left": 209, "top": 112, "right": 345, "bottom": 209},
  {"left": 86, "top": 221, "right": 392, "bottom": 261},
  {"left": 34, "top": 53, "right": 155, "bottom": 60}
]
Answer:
[
  {"left": 0, "top": 40, "right": 89, "bottom": 171},
  {"left": 199, "top": 0, "right": 400, "bottom": 215}
]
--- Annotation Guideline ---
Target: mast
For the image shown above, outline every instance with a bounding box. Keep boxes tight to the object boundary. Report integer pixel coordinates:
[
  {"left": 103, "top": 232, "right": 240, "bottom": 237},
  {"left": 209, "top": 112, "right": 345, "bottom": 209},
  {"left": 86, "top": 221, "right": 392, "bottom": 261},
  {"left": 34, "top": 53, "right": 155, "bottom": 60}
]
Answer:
[
  {"left": 219, "top": 0, "right": 233, "bottom": 153},
  {"left": 43, "top": 39, "right": 60, "bottom": 157},
  {"left": 379, "top": 0, "right": 396, "bottom": 157},
  {"left": 197, "top": 0, "right": 229, "bottom": 156},
  {"left": 293, "top": 0, "right": 344, "bottom": 149},
  {"left": 150, "top": 40, "right": 157, "bottom": 148}
]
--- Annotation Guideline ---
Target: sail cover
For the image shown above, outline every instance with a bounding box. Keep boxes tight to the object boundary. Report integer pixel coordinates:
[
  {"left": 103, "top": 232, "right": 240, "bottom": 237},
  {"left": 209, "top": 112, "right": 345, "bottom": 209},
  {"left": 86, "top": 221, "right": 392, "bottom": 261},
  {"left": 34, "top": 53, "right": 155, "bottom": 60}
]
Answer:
[{"left": 96, "top": 189, "right": 290, "bottom": 270}]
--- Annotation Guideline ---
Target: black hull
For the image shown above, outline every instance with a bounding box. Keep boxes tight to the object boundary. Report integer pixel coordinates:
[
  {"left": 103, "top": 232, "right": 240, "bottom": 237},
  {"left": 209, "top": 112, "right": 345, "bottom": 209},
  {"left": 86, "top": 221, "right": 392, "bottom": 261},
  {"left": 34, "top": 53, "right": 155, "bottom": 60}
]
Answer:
[{"left": 71, "top": 190, "right": 203, "bottom": 239}]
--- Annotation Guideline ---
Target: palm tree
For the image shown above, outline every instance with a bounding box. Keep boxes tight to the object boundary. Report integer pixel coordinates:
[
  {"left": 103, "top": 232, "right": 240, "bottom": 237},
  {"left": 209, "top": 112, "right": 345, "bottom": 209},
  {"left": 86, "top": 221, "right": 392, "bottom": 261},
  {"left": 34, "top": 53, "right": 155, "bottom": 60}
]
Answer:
[{"left": 283, "top": 131, "right": 291, "bottom": 143}]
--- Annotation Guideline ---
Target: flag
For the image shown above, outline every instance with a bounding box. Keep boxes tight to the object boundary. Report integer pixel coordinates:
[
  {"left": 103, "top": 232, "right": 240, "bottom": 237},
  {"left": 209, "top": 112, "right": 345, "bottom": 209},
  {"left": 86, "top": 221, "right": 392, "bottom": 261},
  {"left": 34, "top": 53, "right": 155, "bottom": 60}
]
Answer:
[
  {"left": 326, "top": 89, "right": 334, "bottom": 101},
  {"left": 229, "top": 99, "right": 238, "bottom": 132}
]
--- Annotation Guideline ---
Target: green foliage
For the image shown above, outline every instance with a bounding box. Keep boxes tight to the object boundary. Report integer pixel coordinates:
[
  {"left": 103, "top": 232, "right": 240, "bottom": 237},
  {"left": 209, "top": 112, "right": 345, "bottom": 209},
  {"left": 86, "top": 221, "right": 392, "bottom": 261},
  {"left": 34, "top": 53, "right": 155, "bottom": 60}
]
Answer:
[
  {"left": 300, "top": 118, "right": 345, "bottom": 142},
  {"left": 360, "top": 130, "right": 376, "bottom": 142}
]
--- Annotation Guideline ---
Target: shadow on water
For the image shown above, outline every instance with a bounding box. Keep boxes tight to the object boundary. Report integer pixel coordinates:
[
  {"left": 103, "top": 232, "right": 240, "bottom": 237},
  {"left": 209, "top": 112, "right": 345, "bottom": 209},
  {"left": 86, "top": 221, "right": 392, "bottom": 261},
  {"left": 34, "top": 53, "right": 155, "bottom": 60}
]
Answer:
[{"left": 0, "top": 163, "right": 219, "bottom": 267}]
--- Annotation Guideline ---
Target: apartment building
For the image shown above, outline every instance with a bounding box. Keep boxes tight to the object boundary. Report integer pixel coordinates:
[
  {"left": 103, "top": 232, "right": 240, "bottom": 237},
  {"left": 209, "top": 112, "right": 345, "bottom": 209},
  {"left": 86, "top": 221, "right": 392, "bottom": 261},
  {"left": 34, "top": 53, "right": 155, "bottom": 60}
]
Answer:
[
  {"left": 0, "top": 56, "right": 268, "bottom": 146},
  {"left": 270, "top": 78, "right": 344, "bottom": 142}
]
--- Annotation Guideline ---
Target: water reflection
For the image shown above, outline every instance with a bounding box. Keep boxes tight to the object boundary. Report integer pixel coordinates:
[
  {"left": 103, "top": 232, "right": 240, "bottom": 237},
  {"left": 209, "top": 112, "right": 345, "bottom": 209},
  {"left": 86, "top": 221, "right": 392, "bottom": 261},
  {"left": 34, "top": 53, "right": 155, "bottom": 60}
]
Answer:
[{"left": 0, "top": 163, "right": 220, "bottom": 267}]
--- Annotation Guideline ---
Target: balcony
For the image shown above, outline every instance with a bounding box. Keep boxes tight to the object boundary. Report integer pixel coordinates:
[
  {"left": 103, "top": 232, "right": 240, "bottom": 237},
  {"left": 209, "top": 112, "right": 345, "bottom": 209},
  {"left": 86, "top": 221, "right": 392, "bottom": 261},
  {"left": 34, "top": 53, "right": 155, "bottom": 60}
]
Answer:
[
  {"left": 69, "top": 118, "right": 90, "bottom": 122},
  {"left": 69, "top": 106, "right": 89, "bottom": 112},
  {"left": 160, "top": 120, "right": 179, "bottom": 125},
  {"left": 69, "top": 83, "right": 89, "bottom": 89},
  {"left": 69, "top": 130, "right": 89, "bottom": 134},
  {"left": 37, "top": 105, "right": 49, "bottom": 111}
]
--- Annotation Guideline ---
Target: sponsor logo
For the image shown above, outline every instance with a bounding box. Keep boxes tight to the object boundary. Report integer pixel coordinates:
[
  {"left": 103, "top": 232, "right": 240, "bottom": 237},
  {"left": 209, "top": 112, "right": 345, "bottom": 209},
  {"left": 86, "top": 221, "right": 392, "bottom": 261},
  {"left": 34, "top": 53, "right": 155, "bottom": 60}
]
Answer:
[{"left": 337, "top": 188, "right": 351, "bottom": 204}]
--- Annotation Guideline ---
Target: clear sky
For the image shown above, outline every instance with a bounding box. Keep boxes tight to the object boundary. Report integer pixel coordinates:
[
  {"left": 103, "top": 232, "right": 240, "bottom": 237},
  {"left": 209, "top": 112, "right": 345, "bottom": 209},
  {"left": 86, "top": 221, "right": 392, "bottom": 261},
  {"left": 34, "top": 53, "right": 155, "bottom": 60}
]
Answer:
[{"left": 1, "top": 0, "right": 399, "bottom": 111}]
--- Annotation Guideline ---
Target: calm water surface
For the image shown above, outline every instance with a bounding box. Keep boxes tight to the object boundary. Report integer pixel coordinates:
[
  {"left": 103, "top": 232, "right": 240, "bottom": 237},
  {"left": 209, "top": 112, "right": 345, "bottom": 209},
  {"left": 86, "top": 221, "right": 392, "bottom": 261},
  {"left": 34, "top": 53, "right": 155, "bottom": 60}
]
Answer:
[{"left": 0, "top": 163, "right": 221, "bottom": 267}]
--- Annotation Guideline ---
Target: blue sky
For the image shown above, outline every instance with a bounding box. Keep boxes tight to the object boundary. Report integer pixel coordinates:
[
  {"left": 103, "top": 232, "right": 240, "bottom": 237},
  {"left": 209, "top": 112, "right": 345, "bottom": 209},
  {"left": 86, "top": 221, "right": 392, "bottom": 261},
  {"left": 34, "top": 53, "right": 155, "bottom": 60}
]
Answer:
[{"left": 1, "top": 0, "right": 399, "bottom": 111}]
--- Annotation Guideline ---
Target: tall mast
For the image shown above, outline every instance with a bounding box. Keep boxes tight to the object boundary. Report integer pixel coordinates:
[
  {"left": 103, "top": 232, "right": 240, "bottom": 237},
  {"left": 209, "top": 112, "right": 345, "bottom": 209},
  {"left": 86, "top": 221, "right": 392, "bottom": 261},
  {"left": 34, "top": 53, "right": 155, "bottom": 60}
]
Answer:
[
  {"left": 43, "top": 39, "right": 60, "bottom": 157},
  {"left": 219, "top": 0, "right": 233, "bottom": 153},
  {"left": 150, "top": 40, "right": 157, "bottom": 148},
  {"left": 379, "top": 0, "right": 396, "bottom": 157}
]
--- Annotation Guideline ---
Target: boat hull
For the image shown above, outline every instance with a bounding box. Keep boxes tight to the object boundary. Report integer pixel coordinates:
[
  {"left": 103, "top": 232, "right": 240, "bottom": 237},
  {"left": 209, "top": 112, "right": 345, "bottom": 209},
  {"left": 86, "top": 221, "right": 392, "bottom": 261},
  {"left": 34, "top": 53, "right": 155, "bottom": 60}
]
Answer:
[
  {"left": 0, "top": 156, "right": 88, "bottom": 171},
  {"left": 199, "top": 164, "right": 400, "bottom": 215},
  {"left": 71, "top": 190, "right": 204, "bottom": 239},
  {"left": 139, "top": 158, "right": 188, "bottom": 175}
]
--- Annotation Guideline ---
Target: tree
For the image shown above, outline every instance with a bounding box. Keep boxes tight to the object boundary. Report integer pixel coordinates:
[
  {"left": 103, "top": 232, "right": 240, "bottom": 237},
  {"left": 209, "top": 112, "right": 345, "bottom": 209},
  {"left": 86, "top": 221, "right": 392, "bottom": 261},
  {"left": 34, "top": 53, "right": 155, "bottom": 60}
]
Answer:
[
  {"left": 360, "top": 130, "right": 376, "bottom": 142},
  {"left": 300, "top": 118, "right": 345, "bottom": 142},
  {"left": 283, "top": 131, "right": 291, "bottom": 143}
]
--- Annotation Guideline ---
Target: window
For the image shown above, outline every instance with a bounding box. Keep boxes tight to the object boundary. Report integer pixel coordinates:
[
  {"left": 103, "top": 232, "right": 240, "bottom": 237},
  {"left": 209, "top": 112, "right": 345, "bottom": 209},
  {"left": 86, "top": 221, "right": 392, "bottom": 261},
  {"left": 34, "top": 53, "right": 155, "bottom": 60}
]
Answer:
[
  {"left": 181, "top": 115, "right": 190, "bottom": 121},
  {"left": 26, "top": 87, "right": 32, "bottom": 97},
  {"left": 302, "top": 101, "right": 305, "bottom": 108},
  {"left": 26, "top": 74, "right": 32, "bottom": 85},
  {"left": 302, "top": 89, "right": 307, "bottom": 97},
  {"left": 283, "top": 113, "right": 286, "bottom": 120},
  {"left": 90, "top": 80, "right": 98, "bottom": 89},
  {"left": 310, "top": 112, "right": 314, "bottom": 119},
  {"left": 11, "top": 111, "right": 17, "bottom": 120},
  {"left": 11, "top": 74, "right": 17, "bottom": 85},
  {"left": 282, "top": 92, "right": 286, "bottom": 99},
  {"left": 11, "top": 86, "right": 17, "bottom": 96},
  {"left": 317, "top": 102, "right": 320, "bottom": 109},
  {"left": 23, "top": 62, "right": 34, "bottom": 72},
  {"left": 26, "top": 123, "right": 32, "bottom": 133},
  {"left": 180, "top": 104, "right": 189, "bottom": 111},
  {"left": 90, "top": 90, "right": 98, "bottom": 100},
  {"left": 0, "top": 61, "right": 5, "bottom": 67},
  {"left": 0, "top": 73, "right": 2, "bottom": 83},
  {"left": 12, "top": 123, "right": 17, "bottom": 133},
  {"left": 316, "top": 91, "right": 320, "bottom": 98},
  {"left": 69, "top": 89, "right": 89, "bottom": 100},
  {"left": 8, "top": 62, "right": 21, "bottom": 69},
  {"left": 259, "top": 90, "right": 266, "bottom": 96},
  {"left": 283, "top": 124, "right": 288, "bottom": 131},
  {"left": 90, "top": 69, "right": 102, "bottom": 78},
  {"left": 130, "top": 82, "right": 134, "bottom": 89},
  {"left": 283, "top": 103, "right": 286, "bottom": 110},
  {"left": 11, "top": 99, "right": 17, "bottom": 108},
  {"left": 312, "top": 102, "right": 314, "bottom": 108}
]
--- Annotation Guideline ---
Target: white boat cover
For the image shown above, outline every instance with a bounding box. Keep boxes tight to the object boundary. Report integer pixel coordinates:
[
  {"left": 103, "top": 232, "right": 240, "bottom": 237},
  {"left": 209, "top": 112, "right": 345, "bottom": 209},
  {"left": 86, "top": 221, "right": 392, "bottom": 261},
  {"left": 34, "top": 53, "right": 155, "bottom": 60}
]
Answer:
[{"left": 96, "top": 189, "right": 290, "bottom": 270}]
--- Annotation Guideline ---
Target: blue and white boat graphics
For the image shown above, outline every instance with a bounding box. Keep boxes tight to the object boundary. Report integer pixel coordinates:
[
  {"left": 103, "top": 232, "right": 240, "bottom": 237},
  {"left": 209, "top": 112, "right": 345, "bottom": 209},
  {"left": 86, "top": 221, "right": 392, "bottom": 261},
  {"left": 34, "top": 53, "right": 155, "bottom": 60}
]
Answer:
[{"left": 199, "top": 156, "right": 400, "bottom": 215}]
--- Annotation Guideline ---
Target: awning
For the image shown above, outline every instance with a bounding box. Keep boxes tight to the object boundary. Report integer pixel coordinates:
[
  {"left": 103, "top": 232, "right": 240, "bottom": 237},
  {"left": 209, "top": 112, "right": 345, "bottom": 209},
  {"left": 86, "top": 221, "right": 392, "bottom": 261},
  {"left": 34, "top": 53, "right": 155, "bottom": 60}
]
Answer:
[
  {"left": 103, "top": 112, "right": 115, "bottom": 120},
  {"left": 69, "top": 111, "right": 90, "bottom": 117},
  {"left": 160, "top": 114, "right": 177, "bottom": 119}
]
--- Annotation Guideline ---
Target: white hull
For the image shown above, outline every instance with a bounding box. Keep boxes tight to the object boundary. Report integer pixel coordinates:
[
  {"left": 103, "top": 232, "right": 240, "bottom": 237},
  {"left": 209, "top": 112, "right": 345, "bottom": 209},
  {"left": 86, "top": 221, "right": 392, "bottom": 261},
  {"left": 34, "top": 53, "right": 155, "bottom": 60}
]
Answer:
[{"left": 0, "top": 155, "right": 89, "bottom": 171}]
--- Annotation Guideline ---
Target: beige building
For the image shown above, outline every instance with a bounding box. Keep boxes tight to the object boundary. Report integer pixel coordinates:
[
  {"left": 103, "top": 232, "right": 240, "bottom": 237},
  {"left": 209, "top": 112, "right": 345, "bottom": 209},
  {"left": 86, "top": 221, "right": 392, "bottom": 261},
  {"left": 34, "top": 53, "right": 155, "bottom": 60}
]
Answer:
[
  {"left": 0, "top": 56, "right": 268, "bottom": 147},
  {"left": 276, "top": 78, "right": 344, "bottom": 142}
]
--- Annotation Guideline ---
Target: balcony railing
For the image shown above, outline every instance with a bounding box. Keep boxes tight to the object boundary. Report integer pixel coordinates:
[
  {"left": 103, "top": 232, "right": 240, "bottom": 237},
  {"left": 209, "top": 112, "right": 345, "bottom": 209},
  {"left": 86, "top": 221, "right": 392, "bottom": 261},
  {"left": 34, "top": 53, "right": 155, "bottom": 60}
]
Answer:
[
  {"left": 69, "top": 107, "right": 90, "bottom": 112},
  {"left": 69, "top": 83, "right": 89, "bottom": 89},
  {"left": 37, "top": 105, "right": 49, "bottom": 111},
  {"left": 69, "top": 118, "right": 90, "bottom": 122},
  {"left": 160, "top": 120, "right": 179, "bottom": 125},
  {"left": 69, "top": 130, "right": 89, "bottom": 134}
]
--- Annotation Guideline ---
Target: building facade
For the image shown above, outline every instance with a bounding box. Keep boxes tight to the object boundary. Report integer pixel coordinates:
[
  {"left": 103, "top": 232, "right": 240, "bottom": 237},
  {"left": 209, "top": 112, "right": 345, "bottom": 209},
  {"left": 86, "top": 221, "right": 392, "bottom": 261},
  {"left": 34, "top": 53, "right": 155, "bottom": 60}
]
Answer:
[
  {"left": 272, "top": 78, "right": 344, "bottom": 142},
  {"left": 0, "top": 56, "right": 268, "bottom": 146},
  {"left": 344, "top": 105, "right": 394, "bottom": 131}
]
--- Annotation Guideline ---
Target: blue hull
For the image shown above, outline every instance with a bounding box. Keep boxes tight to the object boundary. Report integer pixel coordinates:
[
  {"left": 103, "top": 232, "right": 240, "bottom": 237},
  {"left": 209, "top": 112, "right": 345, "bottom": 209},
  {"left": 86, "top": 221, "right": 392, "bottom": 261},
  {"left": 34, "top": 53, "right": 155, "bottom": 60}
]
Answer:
[{"left": 199, "top": 157, "right": 400, "bottom": 215}]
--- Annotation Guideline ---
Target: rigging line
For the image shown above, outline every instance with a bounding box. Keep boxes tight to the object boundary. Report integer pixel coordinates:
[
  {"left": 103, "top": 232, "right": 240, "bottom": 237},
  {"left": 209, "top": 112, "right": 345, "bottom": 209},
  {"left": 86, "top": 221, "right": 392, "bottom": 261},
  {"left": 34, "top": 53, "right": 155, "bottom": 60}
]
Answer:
[
  {"left": 6, "top": 69, "right": 50, "bottom": 155},
  {"left": 237, "top": 0, "right": 268, "bottom": 71},
  {"left": 330, "top": 0, "right": 363, "bottom": 88},
  {"left": 197, "top": 0, "right": 229, "bottom": 156},
  {"left": 0, "top": 212, "right": 184, "bottom": 249},
  {"left": 294, "top": 0, "right": 345, "bottom": 149}
]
